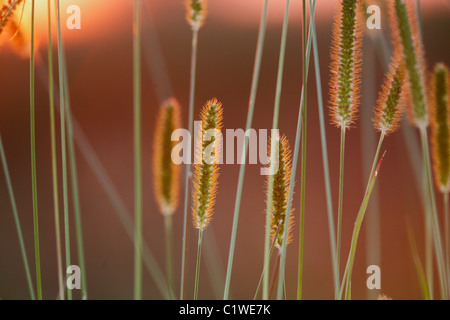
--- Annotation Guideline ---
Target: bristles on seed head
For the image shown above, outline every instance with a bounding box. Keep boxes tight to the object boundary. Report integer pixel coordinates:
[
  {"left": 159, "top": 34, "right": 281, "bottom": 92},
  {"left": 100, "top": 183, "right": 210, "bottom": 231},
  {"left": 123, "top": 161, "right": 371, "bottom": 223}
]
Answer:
[
  {"left": 185, "top": 0, "right": 207, "bottom": 31},
  {"left": 153, "top": 98, "right": 182, "bottom": 216},
  {"left": 266, "top": 135, "right": 294, "bottom": 250},
  {"left": 0, "top": 0, "right": 23, "bottom": 35},
  {"left": 430, "top": 63, "right": 450, "bottom": 193},
  {"left": 192, "top": 98, "right": 223, "bottom": 230},
  {"left": 389, "top": 0, "right": 428, "bottom": 128},
  {"left": 373, "top": 53, "right": 406, "bottom": 135},
  {"left": 377, "top": 293, "right": 392, "bottom": 300},
  {"left": 0, "top": 0, "right": 31, "bottom": 57},
  {"left": 329, "top": 0, "right": 364, "bottom": 129}
]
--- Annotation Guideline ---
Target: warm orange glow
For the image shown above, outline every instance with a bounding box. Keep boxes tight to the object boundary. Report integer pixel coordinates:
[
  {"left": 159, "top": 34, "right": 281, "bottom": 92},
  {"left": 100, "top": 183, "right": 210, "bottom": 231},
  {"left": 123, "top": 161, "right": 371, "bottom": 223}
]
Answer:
[
  {"left": 2, "top": 0, "right": 445, "bottom": 55},
  {"left": 1, "top": 0, "right": 127, "bottom": 52}
]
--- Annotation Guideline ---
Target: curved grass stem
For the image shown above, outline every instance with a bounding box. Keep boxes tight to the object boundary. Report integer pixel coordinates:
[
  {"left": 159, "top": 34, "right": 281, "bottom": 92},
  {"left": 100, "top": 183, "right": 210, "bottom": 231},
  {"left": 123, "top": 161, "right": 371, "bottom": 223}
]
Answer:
[{"left": 340, "top": 133, "right": 385, "bottom": 300}]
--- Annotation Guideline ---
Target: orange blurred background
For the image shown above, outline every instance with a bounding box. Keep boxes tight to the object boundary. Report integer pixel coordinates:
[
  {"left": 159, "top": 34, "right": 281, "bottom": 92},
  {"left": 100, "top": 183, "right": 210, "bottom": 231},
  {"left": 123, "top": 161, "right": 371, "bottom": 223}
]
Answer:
[{"left": 0, "top": 0, "right": 449, "bottom": 300}]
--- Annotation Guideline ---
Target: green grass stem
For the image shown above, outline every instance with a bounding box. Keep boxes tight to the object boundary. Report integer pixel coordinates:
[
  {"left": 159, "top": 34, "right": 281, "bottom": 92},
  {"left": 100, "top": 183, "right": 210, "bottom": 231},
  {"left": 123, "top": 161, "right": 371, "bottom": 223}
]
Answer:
[
  {"left": 276, "top": 0, "right": 317, "bottom": 300},
  {"left": 29, "top": 0, "right": 42, "bottom": 300},
  {"left": 0, "top": 135, "right": 35, "bottom": 300},
  {"left": 406, "top": 221, "right": 431, "bottom": 300},
  {"left": 337, "top": 127, "right": 345, "bottom": 272},
  {"left": 419, "top": 127, "right": 448, "bottom": 299},
  {"left": 297, "top": 0, "right": 308, "bottom": 300},
  {"left": 180, "top": 26, "right": 198, "bottom": 301},
  {"left": 164, "top": 214, "right": 175, "bottom": 299},
  {"left": 264, "top": 0, "right": 290, "bottom": 300},
  {"left": 254, "top": 221, "right": 282, "bottom": 300},
  {"left": 56, "top": 0, "right": 72, "bottom": 301},
  {"left": 133, "top": 0, "right": 143, "bottom": 300},
  {"left": 193, "top": 228, "right": 203, "bottom": 300},
  {"left": 445, "top": 191, "right": 450, "bottom": 284},
  {"left": 47, "top": 0, "right": 64, "bottom": 300},
  {"left": 309, "top": 0, "right": 339, "bottom": 298},
  {"left": 223, "top": 0, "right": 269, "bottom": 300},
  {"left": 340, "top": 134, "right": 385, "bottom": 299},
  {"left": 62, "top": 57, "right": 88, "bottom": 300},
  {"left": 56, "top": 0, "right": 89, "bottom": 299}
]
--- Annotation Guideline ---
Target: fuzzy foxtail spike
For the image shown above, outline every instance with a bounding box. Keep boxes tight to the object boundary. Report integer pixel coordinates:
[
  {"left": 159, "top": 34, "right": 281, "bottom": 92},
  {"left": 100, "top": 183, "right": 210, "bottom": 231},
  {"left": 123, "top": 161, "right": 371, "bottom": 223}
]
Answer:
[
  {"left": 430, "top": 63, "right": 450, "bottom": 193},
  {"left": 377, "top": 293, "right": 392, "bottom": 300},
  {"left": 0, "top": 0, "right": 23, "bottom": 35},
  {"left": 373, "top": 53, "right": 406, "bottom": 135},
  {"left": 0, "top": 0, "right": 31, "bottom": 57},
  {"left": 185, "top": 0, "right": 207, "bottom": 31},
  {"left": 389, "top": 0, "right": 428, "bottom": 128},
  {"left": 266, "top": 135, "right": 294, "bottom": 250},
  {"left": 153, "top": 98, "right": 182, "bottom": 216},
  {"left": 329, "top": 0, "right": 363, "bottom": 129},
  {"left": 192, "top": 98, "right": 223, "bottom": 231}
]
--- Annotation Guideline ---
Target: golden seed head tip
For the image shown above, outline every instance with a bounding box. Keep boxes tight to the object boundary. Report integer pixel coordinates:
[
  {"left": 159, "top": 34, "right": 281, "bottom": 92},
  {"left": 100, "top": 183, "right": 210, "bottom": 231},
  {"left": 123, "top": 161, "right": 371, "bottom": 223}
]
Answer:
[
  {"left": 185, "top": 0, "right": 207, "bottom": 31},
  {"left": 200, "top": 98, "right": 223, "bottom": 129},
  {"left": 153, "top": 97, "right": 182, "bottom": 216},
  {"left": 329, "top": 0, "right": 364, "bottom": 129},
  {"left": 192, "top": 98, "right": 223, "bottom": 230},
  {"left": 266, "top": 135, "right": 294, "bottom": 249}
]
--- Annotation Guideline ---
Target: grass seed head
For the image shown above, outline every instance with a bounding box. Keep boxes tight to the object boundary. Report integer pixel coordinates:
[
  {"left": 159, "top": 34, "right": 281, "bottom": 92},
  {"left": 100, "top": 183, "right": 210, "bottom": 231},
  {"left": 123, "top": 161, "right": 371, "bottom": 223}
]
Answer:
[
  {"left": 185, "top": 0, "right": 207, "bottom": 31},
  {"left": 0, "top": 0, "right": 31, "bottom": 57},
  {"left": 192, "top": 98, "right": 223, "bottom": 230},
  {"left": 430, "top": 63, "right": 450, "bottom": 193},
  {"left": 377, "top": 293, "right": 392, "bottom": 300},
  {"left": 266, "top": 135, "right": 294, "bottom": 250},
  {"left": 153, "top": 98, "right": 182, "bottom": 216},
  {"left": 373, "top": 53, "right": 406, "bottom": 135},
  {"left": 329, "top": 0, "right": 364, "bottom": 129},
  {"left": 0, "top": 0, "right": 23, "bottom": 35},
  {"left": 389, "top": 0, "right": 428, "bottom": 128}
]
